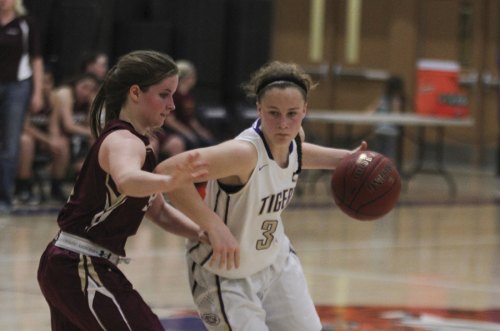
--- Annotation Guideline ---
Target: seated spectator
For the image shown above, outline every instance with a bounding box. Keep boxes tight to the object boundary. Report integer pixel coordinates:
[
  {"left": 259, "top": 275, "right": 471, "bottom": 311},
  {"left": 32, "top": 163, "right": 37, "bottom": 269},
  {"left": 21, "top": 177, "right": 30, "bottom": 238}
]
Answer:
[
  {"left": 150, "top": 128, "right": 186, "bottom": 161},
  {"left": 153, "top": 60, "right": 216, "bottom": 197},
  {"left": 79, "top": 50, "right": 109, "bottom": 81},
  {"left": 15, "top": 69, "right": 70, "bottom": 204},
  {"left": 52, "top": 73, "right": 99, "bottom": 178},
  {"left": 161, "top": 60, "right": 216, "bottom": 155}
]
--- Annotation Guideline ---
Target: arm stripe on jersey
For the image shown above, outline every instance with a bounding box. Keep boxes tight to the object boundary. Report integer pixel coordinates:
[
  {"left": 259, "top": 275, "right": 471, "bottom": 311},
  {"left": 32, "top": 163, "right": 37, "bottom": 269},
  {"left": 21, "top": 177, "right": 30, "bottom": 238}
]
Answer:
[
  {"left": 214, "top": 188, "right": 221, "bottom": 212},
  {"left": 223, "top": 195, "right": 230, "bottom": 225}
]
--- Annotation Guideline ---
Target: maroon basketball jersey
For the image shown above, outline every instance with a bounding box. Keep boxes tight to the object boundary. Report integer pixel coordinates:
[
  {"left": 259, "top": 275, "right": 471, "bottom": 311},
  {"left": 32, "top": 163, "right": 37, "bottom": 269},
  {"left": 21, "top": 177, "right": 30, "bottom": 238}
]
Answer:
[{"left": 57, "top": 120, "right": 157, "bottom": 256}]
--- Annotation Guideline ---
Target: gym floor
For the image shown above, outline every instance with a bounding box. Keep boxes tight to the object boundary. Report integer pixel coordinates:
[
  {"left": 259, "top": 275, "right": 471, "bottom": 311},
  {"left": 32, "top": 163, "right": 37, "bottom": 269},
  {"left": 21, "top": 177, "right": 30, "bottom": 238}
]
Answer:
[{"left": 1, "top": 167, "right": 499, "bottom": 330}]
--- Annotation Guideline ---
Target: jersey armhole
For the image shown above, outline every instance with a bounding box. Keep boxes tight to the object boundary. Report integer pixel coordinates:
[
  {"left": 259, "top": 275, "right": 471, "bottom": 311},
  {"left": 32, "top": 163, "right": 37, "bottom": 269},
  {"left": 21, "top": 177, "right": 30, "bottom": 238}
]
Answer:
[{"left": 218, "top": 181, "right": 244, "bottom": 194}]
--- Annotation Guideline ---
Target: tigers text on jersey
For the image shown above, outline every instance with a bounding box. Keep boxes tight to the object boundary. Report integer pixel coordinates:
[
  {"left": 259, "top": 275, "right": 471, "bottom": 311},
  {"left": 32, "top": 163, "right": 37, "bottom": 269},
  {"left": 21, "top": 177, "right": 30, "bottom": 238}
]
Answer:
[{"left": 188, "top": 120, "right": 299, "bottom": 278}]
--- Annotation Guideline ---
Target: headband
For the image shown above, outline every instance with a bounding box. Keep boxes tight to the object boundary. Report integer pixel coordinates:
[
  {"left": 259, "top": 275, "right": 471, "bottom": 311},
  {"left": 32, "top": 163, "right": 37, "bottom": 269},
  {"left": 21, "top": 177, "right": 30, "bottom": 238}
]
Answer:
[{"left": 256, "top": 75, "right": 308, "bottom": 96}]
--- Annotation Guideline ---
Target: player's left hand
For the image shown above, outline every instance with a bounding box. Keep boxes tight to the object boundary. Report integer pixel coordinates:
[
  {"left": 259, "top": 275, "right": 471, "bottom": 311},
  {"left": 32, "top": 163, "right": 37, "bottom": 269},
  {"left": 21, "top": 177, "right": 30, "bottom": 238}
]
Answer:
[
  {"left": 351, "top": 140, "right": 368, "bottom": 154},
  {"left": 167, "top": 152, "right": 208, "bottom": 190}
]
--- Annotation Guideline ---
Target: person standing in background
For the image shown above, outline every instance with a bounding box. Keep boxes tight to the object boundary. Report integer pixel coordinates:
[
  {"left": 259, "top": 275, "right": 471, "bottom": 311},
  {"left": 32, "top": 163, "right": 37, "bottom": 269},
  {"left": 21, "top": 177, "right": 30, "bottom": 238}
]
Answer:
[{"left": 0, "top": 0, "right": 44, "bottom": 213}]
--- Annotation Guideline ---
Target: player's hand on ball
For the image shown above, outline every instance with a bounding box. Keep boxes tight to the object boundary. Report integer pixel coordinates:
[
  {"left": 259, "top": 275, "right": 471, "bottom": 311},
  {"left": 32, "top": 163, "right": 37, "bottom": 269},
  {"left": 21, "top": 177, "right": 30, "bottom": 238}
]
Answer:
[
  {"left": 331, "top": 150, "right": 401, "bottom": 221},
  {"left": 351, "top": 140, "right": 368, "bottom": 154}
]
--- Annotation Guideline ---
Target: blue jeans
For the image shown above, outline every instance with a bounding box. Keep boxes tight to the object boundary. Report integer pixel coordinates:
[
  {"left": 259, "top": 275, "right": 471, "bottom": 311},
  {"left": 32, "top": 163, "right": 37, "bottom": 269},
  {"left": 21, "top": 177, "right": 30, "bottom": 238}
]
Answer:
[{"left": 0, "top": 79, "right": 32, "bottom": 205}]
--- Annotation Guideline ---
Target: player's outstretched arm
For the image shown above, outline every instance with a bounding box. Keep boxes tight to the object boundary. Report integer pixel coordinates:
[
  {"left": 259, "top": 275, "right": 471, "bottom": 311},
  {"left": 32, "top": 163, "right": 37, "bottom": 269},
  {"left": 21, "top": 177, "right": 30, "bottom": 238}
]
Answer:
[
  {"left": 155, "top": 140, "right": 255, "bottom": 182},
  {"left": 302, "top": 140, "right": 368, "bottom": 170},
  {"left": 153, "top": 140, "right": 257, "bottom": 270},
  {"left": 99, "top": 130, "right": 208, "bottom": 197},
  {"left": 145, "top": 193, "right": 209, "bottom": 243}
]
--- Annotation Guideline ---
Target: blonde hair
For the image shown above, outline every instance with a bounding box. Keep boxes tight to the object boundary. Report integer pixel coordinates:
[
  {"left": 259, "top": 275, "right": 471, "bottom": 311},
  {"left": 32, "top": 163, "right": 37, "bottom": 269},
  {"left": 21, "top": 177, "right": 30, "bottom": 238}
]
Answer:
[
  {"left": 14, "top": 0, "right": 27, "bottom": 16},
  {"left": 176, "top": 60, "right": 196, "bottom": 79}
]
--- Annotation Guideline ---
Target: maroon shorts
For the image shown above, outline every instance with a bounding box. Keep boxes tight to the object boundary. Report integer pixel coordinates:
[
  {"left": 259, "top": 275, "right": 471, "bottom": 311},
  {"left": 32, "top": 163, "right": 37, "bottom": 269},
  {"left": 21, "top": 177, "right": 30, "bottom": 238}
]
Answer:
[{"left": 37, "top": 243, "right": 165, "bottom": 331}]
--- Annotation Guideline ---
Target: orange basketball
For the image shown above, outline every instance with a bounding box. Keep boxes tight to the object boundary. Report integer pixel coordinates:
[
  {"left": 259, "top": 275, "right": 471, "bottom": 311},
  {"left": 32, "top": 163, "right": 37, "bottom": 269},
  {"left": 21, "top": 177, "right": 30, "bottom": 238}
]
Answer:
[{"left": 331, "top": 150, "right": 401, "bottom": 221}]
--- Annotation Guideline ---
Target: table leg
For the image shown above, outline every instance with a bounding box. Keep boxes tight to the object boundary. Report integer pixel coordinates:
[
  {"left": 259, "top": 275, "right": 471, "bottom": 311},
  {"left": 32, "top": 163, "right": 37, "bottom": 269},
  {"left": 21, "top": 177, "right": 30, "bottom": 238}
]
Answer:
[
  {"left": 403, "top": 126, "right": 425, "bottom": 180},
  {"left": 396, "top": 125, "right": 404, "bottom": 171},
  {"left": 403, "top": 126, "right": 457, "bottom": 198},
  {"left": 434, "top": 126, "right": 457, "bottom": 198}
]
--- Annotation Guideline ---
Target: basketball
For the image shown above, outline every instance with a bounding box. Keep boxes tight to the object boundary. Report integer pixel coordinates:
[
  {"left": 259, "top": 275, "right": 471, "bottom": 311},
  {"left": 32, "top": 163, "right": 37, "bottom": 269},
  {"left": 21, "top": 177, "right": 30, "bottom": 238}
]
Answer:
[{"left": 331, "top": 150, "right": 401, "bottom": 221}]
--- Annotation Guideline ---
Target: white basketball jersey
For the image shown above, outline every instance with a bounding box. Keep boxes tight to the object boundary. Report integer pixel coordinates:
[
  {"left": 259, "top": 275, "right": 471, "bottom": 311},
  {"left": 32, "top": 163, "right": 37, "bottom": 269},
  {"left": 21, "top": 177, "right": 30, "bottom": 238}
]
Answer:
[{"left": 187, "top": 120, "right": 299, "bottom": 278}]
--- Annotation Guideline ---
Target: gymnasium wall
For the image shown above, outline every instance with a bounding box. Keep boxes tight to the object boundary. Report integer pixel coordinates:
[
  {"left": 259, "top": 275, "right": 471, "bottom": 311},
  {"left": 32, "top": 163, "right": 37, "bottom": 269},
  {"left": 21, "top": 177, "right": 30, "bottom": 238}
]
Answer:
[
  {"left": 24, "top": 0, "right": 273, "bottom": 107},
  {"left": 24, "top": 0, "right": 499, "bottom": 168},
  {"left": 271, "top": 0, "right": 498, "bottom": 169}
]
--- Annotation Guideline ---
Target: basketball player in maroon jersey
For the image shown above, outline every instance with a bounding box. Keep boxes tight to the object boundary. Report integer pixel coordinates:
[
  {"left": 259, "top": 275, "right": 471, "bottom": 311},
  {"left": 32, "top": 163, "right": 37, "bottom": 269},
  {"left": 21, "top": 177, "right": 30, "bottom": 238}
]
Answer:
[{"left": 37, "top": 50, "right": 239, "bottom": 331}]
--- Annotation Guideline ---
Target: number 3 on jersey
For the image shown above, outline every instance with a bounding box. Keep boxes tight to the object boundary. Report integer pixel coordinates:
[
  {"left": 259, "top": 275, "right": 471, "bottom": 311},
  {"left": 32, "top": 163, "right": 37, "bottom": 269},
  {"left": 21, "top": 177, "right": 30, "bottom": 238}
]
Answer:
[{"left": 256, "top": 220, "right": 278, "bottom": 250}]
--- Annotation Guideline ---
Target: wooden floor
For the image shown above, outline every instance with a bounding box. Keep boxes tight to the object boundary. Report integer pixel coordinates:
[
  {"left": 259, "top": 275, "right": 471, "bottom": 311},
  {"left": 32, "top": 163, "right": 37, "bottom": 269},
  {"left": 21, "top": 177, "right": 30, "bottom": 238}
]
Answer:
[{"left": 1, "top": 167, "right": 499, "bottom": 330}]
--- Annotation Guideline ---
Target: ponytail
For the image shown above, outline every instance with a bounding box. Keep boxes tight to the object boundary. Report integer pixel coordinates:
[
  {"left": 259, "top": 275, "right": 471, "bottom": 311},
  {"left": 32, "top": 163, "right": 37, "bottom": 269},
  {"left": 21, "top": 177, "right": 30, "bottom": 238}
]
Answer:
[
  {"left": 87, "top": 50, "right": 178, "bottom": 138},
  {"left": 89, "top": 86, "right": 106, "bottom": 138},
  {"left": 293, "top": 134, "right": 302, "bottom": 178}
]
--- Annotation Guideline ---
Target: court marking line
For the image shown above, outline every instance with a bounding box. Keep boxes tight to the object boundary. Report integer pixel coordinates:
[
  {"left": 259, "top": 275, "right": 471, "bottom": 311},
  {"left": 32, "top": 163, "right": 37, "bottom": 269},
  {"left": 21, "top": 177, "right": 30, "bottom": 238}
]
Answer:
[{"left": 306, "top": 267, "right": 500, "bottom": 294}]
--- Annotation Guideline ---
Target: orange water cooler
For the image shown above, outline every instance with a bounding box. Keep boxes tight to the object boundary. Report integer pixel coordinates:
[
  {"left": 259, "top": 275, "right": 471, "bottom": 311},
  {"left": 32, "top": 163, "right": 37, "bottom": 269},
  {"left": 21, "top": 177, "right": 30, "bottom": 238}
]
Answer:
[{"left": 415, "top": 59, "right": 469, "bottom": 117}]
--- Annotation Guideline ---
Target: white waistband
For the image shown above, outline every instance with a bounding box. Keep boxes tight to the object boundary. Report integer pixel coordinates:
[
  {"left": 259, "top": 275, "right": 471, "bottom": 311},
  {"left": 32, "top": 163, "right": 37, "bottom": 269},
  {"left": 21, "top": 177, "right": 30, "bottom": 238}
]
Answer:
[{"left": 54, "top": 231, "right": 130, "bottom": 265}]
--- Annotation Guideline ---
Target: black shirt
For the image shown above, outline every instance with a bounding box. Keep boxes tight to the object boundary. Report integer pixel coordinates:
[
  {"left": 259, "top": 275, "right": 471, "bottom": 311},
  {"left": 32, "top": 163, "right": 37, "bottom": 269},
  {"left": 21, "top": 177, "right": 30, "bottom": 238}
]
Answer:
[{"left": 0, "top": 15, "right": 41, "bottom": 82}]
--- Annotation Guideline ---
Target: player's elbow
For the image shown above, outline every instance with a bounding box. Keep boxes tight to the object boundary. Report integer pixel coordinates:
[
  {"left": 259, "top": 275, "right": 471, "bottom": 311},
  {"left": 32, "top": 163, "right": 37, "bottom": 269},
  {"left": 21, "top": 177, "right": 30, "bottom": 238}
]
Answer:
[
  {"left": 114, "top": 178, "right": 131, "bottom": 196},
  {"left": 113, "top": 173, "right": 140, "bottom": 197}
]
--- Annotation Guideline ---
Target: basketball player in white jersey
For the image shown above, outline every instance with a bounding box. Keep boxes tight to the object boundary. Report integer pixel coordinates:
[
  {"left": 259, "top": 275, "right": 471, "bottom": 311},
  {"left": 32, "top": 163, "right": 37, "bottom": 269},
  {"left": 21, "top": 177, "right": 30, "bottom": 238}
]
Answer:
[{"left": 156, "top": 61, "right": 367, "bottom": 331}]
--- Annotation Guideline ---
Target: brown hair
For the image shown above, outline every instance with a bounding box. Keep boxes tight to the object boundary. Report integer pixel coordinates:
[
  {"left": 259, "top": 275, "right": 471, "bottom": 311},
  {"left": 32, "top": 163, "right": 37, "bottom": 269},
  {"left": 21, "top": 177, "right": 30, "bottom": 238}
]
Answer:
[
  {"left": 242, "top": 61, "right": 316, "bottom": 102},
  {"left": 89, "top": 50, "right": 178, "bottom": 138}
]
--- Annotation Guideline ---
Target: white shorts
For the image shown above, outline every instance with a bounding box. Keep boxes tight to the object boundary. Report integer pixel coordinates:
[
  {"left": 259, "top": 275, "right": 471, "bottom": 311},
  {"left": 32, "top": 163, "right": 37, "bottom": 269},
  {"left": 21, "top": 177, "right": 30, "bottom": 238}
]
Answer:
[{"left": 187, "top": 247, "right": 322, "bottom": 331}]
